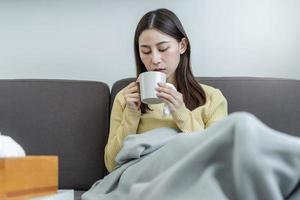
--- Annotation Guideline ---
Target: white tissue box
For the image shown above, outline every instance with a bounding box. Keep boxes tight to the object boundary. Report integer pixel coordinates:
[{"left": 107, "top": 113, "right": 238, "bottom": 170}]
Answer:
[{"left": 0, "top": 156, "right": 58, "bottom": 200}]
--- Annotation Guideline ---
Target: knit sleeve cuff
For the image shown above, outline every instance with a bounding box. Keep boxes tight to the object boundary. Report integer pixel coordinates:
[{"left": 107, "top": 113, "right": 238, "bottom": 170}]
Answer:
[{"left": 171, "top": 105, "right": 190, "bottom": 124}]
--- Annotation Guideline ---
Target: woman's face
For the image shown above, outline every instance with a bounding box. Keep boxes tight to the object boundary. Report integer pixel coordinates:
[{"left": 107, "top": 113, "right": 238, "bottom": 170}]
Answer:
[{"left": 138, "top": 28, "right": 186, "bottom": 83}]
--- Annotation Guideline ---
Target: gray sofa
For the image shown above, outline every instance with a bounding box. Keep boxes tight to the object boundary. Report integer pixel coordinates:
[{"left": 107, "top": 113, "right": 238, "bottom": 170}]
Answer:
[{"left": 0, "top": 77, "right": 299, "bottom": 200}]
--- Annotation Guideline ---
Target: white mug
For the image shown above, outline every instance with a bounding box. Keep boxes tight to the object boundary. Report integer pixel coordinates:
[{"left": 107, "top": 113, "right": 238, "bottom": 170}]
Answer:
[{"left": 138, "top": 71, "right": 166, "bottom": 104}]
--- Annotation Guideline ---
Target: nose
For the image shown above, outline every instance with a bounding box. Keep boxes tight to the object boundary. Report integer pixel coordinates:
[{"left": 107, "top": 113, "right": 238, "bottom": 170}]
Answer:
[{"left": 151, "top": 50, "right": 161, "bottom": 65}]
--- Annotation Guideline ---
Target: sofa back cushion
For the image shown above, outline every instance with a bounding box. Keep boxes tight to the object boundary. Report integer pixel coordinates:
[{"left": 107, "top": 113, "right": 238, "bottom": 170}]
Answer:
[
  {"left": 111, "top": 77, "right": 300, "bottom": 136},
  {"left": 0, "top": 79, "right": 109, "bottom": 190}
]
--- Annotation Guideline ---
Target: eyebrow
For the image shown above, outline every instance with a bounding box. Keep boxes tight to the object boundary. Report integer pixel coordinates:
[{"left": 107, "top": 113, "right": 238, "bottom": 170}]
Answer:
[{"left": 139, "top": 41, "right": 170, "bottom": 48}]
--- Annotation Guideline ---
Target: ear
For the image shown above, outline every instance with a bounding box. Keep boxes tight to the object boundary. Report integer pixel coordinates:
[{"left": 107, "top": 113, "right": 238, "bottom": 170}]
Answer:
[{"left": 179, "top": 38, "right": 188, "bottom": 54}]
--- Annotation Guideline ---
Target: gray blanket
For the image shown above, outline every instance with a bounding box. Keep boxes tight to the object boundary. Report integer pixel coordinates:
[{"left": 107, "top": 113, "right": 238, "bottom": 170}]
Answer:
[{"left": 82, "top": 112, "right": 300, "bottom": 200}]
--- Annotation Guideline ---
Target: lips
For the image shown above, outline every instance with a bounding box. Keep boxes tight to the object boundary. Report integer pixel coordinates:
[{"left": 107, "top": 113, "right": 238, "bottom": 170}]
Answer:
[{"left": 154, "top": 68, "right": 166, "bottom": 72}]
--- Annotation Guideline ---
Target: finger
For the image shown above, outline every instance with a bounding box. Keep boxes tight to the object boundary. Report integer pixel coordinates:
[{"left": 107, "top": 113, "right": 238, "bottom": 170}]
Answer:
[
  {"left": 157, "top": 82, "right": 176, "bottom": 90},
  {"left": 156, "top": 92, "right": 177, "bottom": 105},
  {"left": 124, "top": 88, "right": 139, "bottom": 96},
  {"left": 156, "top": 87, "right": 179, "bottom": 102},
  {"left": 125, "top": 82, "right": 138, "bottom": 90},
  {"left": 157, "top": 82, "right": 176, "bottom": 91},
  {"left": 126, "top": 97, "right": 141, "bottom": 103},
  {"left": 124, "top": 84, "right": 139, "bottom": 94},
  {"left": 156, "top": 86, "right": 177, "bottom": 97},
  {"left": 124, "top": 93, "right": 140, "bottom": 98}
]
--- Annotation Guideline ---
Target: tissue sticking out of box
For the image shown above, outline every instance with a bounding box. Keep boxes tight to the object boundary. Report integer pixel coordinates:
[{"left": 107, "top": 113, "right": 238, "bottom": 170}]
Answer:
[{"left": 0, "top": 132, "right": 26, "bottom": 158}]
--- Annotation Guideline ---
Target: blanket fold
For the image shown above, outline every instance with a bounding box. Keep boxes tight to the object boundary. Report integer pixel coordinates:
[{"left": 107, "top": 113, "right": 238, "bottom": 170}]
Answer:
[{"left": 82, "top": 112, "right": 300, "bottom": 200}]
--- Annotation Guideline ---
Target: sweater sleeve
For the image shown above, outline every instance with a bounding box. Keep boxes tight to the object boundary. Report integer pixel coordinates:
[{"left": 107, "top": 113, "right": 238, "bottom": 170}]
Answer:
[
  {"left": 171, "top": 105, "right": 205, "bottom": 133},
  {"left": 204, "top": 89, "right": 228, "bottom": 128},
  {"left": 171, "top": 88, "right": 228, "bottom": 132},
  {"left": 104, "top": 91, "right": 141, "bottom": 172}
]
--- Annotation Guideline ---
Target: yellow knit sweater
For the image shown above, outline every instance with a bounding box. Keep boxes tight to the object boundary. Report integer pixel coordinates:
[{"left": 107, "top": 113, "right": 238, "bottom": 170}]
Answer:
[{"left": 104, "top": 84, "right": 228, "bottom": 172}]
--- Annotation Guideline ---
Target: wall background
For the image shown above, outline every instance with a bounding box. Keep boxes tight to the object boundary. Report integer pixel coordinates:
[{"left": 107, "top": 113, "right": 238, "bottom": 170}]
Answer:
[{"left": 0, "top": 0, "right": 299, "bottom": 88}]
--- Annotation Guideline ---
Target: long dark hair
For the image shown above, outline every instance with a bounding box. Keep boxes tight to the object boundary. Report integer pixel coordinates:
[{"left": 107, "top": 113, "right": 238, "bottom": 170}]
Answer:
[{"left": 134, "top": 8, "right": 206, "bottom": 113}]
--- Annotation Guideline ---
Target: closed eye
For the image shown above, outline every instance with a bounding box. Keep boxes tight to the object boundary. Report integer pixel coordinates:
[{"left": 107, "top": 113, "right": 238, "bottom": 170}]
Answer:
[
  {"left": 140, "top": 47, "right": 169, "bottom": 55},
  {"left": 141, "top": 51, "right": 151, "bottom": 55},
  {"left": 159, "top": 47, "right": 169, "bottom": 52}
]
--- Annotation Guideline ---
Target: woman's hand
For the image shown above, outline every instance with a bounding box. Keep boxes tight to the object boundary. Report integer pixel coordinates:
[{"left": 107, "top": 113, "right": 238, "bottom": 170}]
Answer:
[
  {"left": 122, "top": 81, "right": 141, "bottom": 110},
  {"left": 156, "top": 83, "right": 185, "bottom": 113}
]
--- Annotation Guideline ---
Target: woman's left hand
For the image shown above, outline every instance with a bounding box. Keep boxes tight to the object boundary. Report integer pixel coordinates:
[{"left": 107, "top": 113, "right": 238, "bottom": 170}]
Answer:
[{"left": 156, "top": 82, "right": 185, "bottom": 113}]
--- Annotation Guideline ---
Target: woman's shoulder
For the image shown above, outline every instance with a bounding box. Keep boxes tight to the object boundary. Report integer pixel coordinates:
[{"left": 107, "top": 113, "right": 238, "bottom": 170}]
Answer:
[
  {"left": 113, "top": 88, "right": 126, "bottom": 105},
  {"left": 199, "top": 83, "right": 226, "bottom": 102},
  {"left": 199, "top": 83, "right": 221, "bottom": 96}
]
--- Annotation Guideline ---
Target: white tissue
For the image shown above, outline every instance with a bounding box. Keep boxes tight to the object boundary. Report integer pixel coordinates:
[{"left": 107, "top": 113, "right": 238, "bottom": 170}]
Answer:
[
  {"left": 0, "top": 132, "right": 26, "bottom": 158},
  {"left": 163, "top": 83, "right": 177, "bottom": 117}
]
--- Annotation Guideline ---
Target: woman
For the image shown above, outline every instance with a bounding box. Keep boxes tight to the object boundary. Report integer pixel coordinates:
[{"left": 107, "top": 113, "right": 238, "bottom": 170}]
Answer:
[
  {"left": 104, "top": 8, "right": 227, "bottom": 173},
  {"left": 82, "top": 8, "right": 300, "bottom": 200}
]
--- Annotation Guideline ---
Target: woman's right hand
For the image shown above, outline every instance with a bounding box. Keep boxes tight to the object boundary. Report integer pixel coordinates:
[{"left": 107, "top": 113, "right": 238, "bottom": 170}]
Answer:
[{"left": 122, "top": 81, "right": 141, "bottom": 110}]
